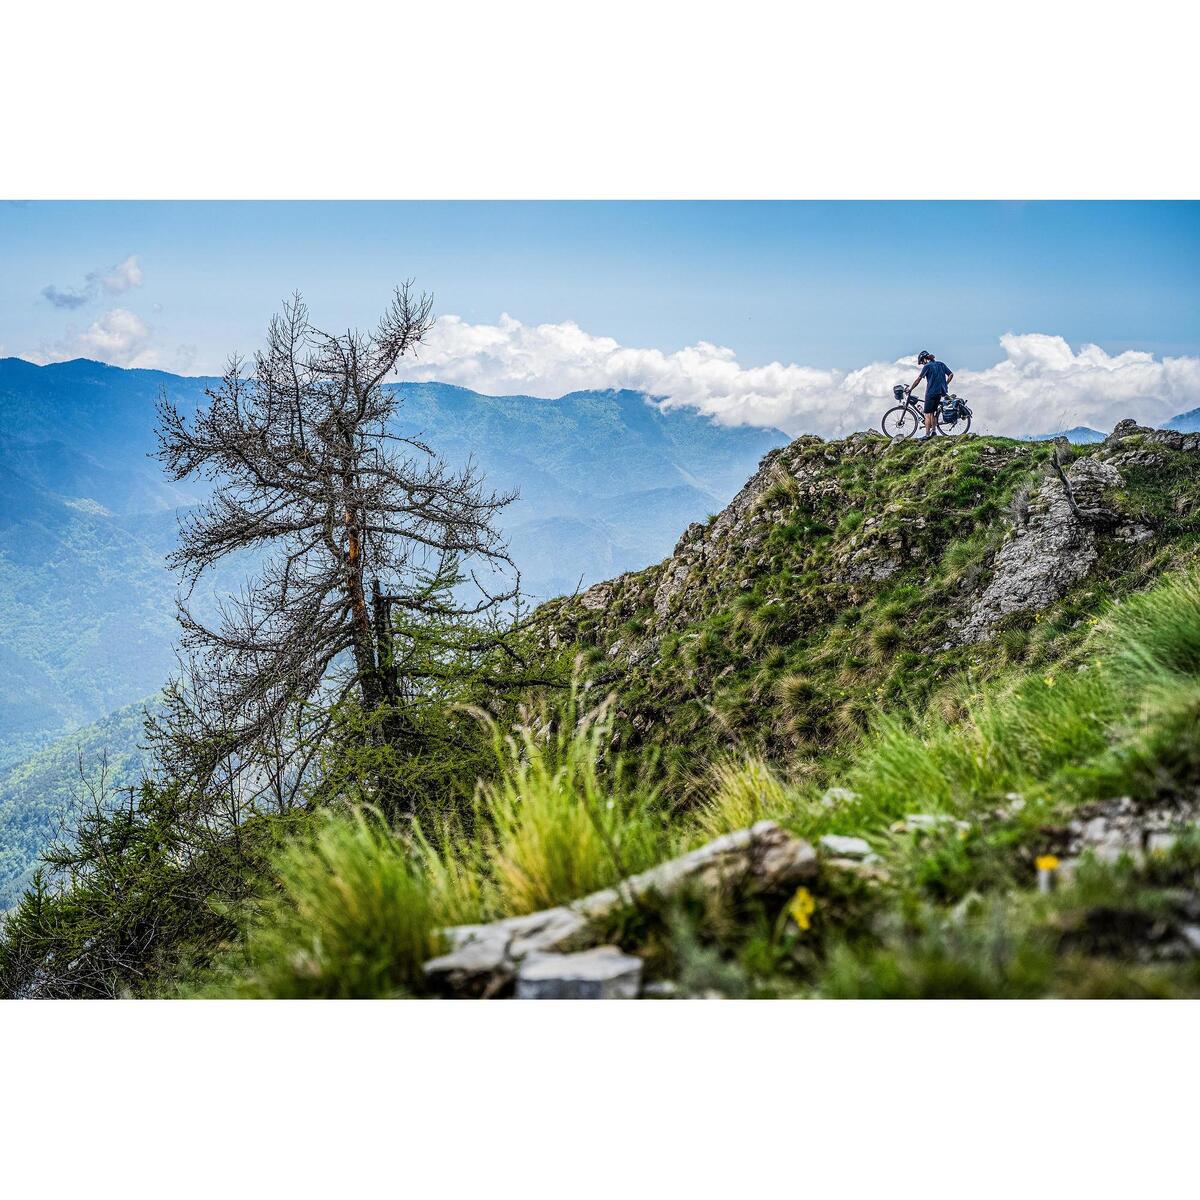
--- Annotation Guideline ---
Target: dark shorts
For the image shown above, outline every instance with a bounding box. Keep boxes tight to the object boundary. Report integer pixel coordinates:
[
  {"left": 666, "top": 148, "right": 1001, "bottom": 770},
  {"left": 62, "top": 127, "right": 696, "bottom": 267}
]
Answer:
[{"left": 923, "top": 392, "right": 946, "bottom": 415}]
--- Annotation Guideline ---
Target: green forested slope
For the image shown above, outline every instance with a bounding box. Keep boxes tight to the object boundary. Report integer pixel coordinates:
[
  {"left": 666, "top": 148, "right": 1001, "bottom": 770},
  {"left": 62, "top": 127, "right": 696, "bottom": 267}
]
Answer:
[{"left": 0, "top": 699, "right": 153, "bottom": 910}]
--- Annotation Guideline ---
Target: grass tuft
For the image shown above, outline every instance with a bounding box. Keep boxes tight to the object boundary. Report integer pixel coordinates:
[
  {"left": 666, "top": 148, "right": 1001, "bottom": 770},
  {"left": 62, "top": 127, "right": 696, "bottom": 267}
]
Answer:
[
  {"left": 692, "top": 757, "right": 793, "bottom": 842},
  {"left": 473, "top": 691, "right": 667, "bottom": 915},
  {"left": 212, "top": 808, "right": 440, "bottom": 999}
]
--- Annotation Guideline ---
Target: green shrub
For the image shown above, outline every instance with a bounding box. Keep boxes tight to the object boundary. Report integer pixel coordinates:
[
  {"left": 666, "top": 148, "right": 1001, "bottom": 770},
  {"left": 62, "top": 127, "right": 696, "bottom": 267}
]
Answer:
[
  {"left": 213, "top": 808, "right": 440, "bottom": 999},
  {"left": 474, "top": 692, "right": 667, "bottom": 915},
  {"left": 870, "top": 620, "right": 902, "bottom": 658},
  {"left": 691, "top": 757, "right": 793, "bottom": 841},
  {"left": 411, "top": 818, "right": 493, "bottom": 928},
  {"left": 775, "top": 672, "right": 815, "bottom": 713},
  {"left": 816, "top": 901, "right": 1055, "bottom": 999}
]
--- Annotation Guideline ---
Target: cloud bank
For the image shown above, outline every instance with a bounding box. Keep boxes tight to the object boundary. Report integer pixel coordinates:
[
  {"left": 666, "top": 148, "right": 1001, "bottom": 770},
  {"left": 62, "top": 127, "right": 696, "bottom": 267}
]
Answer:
[
  {"left": 42, "top": 254, "right": 143, "bottom": 310},
  {"left": 395, "top": 315, "right": 1200, "bottom": 437},
  {"left": 30, "top": 306, "right": 195, "bottom": 372}
]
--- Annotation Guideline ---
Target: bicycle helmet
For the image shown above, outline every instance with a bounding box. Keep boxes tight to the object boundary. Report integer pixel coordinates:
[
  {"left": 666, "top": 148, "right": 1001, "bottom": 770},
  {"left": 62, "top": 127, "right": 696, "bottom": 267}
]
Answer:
[{"left": 917, "top": 350, "right": 934, "bottom": 365}]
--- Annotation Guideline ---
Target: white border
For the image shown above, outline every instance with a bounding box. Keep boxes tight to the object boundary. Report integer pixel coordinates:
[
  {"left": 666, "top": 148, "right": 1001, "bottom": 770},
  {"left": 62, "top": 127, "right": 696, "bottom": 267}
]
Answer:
[
  {"left": 2, "top": 998, "right": 1195, "bottom": 1195},
  {"left": 2, "top": 1, "right": 1197, "bottom": 198},
  {"left": 3, "top": 2, "right": 1198, "bottom": 1189}
]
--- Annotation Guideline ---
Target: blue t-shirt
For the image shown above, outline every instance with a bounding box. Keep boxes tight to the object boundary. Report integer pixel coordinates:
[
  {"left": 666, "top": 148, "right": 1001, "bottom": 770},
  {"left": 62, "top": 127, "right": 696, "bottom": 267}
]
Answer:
[{"left": 918, "top": 360, "right": 951, "bottom": 398}]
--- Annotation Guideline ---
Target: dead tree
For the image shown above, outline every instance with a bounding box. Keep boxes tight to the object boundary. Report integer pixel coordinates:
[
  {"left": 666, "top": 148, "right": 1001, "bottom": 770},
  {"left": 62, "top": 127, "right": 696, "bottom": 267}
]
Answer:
[{"left": 150, "top": 285, "right": 518, "bottom": 812}]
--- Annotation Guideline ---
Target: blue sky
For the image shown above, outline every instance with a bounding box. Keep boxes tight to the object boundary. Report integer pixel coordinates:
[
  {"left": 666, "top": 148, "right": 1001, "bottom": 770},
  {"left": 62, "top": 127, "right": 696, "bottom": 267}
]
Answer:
[{"left": 2, "top": 201, "right": 1197, "bottom": 435}]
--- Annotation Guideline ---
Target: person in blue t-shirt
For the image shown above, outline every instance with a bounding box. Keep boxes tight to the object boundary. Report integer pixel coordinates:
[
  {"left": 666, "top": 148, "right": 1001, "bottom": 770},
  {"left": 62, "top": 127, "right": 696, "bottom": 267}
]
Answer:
[{"left": 909, "top": 350, "right": 954, "bottom": 440}]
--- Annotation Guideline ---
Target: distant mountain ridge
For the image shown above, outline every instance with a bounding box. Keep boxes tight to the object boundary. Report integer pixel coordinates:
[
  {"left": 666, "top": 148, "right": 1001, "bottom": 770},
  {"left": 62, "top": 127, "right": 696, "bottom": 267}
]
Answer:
[
  {"left": 1164, "top": 407, "right": 1200, "bottom": 433},
  {"left": 0, "top": 359, "right": 787, "bottom": 762},
  {"left": 1025, "top": 426, "right": 1107, "bottom": 444}
]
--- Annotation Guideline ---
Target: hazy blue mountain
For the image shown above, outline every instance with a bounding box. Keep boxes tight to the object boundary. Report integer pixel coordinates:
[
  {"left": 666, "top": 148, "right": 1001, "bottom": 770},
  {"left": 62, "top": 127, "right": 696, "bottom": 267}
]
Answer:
[
  {"left": 1163, "top": 407, "right": 1200, "bottom": 433},
  {"left": 0, "top": 357, "right": 216, "bottom": 514},
  {"left": 0, "top": 359, "right": 786, "bottom": 757},
  {"left": 389, "top": 382, "right": 775, "bottom": 506},
  {"left": 0, "top": 469, "right": 173, "bottom": 762},
  {"left": 1026, "top": 426, "right": 1107, "bottom": 444}
]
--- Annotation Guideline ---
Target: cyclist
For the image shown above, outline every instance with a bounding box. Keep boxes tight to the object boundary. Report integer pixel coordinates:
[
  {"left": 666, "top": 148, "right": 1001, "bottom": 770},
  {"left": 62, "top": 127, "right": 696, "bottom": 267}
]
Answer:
[{"left": 908, "top": 350, "right": 954, "bottom": 441}]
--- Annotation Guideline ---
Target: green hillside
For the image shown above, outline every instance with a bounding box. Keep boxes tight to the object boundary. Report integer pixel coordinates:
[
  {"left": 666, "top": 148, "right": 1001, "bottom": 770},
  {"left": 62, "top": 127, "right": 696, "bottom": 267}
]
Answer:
[{"left": 533, "top": 422, "right": 1200, "bottom": 775}]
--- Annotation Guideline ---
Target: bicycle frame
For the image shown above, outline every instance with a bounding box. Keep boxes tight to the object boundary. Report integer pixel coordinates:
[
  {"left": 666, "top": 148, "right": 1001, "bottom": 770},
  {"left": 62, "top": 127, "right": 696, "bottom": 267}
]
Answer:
[{"left": 882, "top": 387, "right": 972, "bottom": 438}]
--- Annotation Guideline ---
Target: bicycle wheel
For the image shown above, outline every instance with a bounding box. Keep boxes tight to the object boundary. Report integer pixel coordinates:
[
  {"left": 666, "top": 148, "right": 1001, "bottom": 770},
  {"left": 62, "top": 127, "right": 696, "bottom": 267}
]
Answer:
[
  {"left": 936, "top": 406, "right": 972, "bottom": 437},
  {"left": 881, "top": 405, "right": 919, "bottom": 438}
]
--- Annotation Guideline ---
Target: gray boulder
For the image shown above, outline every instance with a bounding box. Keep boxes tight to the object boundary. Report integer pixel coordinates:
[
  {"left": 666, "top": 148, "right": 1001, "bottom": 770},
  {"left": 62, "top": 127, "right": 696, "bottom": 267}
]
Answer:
[
  {"left": 819, "top": 834, "right": 874, "bottom": 859},
  {"left": 960, "top": 456, "right": 1125, "bottom": 642},
  {"left": 515, "top": 947, "right": 643, "bottom": 1000},
  {"left": 424, "top": 820, "right": 817, "bottom": 997}
]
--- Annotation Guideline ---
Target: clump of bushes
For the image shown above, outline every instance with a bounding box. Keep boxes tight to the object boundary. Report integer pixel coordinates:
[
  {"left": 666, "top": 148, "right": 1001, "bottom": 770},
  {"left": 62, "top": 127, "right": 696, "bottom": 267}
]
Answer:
[{"left": 209, "top": 808, "right": 440, "bottom": 999}]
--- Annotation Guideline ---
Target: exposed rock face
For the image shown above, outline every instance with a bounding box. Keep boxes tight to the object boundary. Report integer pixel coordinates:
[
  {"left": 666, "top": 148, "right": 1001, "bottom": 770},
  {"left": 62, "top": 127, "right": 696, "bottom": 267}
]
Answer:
[
  {"left": 423, "top": 821, "right": 817, "bottom": 997},
  {"left": 1060, "top": 796, "right": 1200, "bottom": 865},
  {"left": 956, "top": 421, "right": 1200, "bottom": 643},
  {"left": 819, "top": 834, "right": 874, "bottom": 859},
  {"left": 959, "top": 452, "right": 1133, "bottom": 642},
  {"left": 1108, "top": 419, "right": 1200, "bottom": 454},
  {"left": 515, "top": 947, "right": 643, "bottom": 1000}
]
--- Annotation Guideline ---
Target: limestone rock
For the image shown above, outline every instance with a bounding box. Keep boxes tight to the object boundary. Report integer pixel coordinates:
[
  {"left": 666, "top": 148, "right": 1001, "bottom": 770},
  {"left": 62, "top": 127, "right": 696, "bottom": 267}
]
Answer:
[
  {"left": 423, "top": 906, "right": 592, "bottom": 998},
  {"left": 823, "top": 857, "right": 890, "bottom": 883},
  {"left": 579, "top": 581, "right": 614, "bottom": 612},
  {"left": 959, "top": 456, "right": 1126, "bottom": 643},
  {"left": 515, "top": 946, "right": 643, "bottom": 1000},
  {"left": 641, "top": 979, "right": 681, "bottom": 999},
  {"left": 820, "top": 787, "right": 859, "bottom": 808},
  {"left": 819, "top": 834, "right": 874, "bottom": 859},
  {"left": 892, "top": 813, "right": 971, "bottom": 835},
  {"left": 1107, "top": 418, "right": 1151, "bottom": 442},
  {"left": 424, "top": 821, "right": 817, "bottom": 997},
  {"left": 1062, "top": 796, "right": 1200, "bottom": 865}
]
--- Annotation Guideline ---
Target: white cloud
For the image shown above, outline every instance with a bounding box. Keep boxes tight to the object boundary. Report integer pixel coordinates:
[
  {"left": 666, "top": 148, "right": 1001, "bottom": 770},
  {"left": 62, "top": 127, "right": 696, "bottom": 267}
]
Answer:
[
  {"left": 77, "top": 308, "right": 152, "bottom": 362},
  {"left": 32, "top": 307, "right": 161, "bottom": 369},
  {"left": 392, "top": 315, "right": 1200, "bottom": 437},
  {"left": 95, "top": 254, "right": 143, "bottom": 294},
  {"left": 42, "top": 254, "right": 144, "bottom": 309}
]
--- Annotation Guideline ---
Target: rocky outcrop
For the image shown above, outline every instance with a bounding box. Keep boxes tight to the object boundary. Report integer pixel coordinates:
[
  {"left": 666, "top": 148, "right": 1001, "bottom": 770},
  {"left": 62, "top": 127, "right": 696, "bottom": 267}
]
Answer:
[
  {"left": 530, "top": 417, "right": 1198, "bottom": 760},
  {"left": 958, "top": 453, "right": 1127, "bottom": 642},
  {"left": 515, "top": 946, "right": 644, "bottom": 999},
  {"left": 423, "top": 821, "right": 817, "bottom": 997},
  {"left": 1059, "top": 795, "right": 1200, "bottom": 866},
  {"left": 956, "top": 420, "right": 1192, "bottom": 642},
  {"left": 1107, "top": 418, "right": 1200, "bottom": 455}
]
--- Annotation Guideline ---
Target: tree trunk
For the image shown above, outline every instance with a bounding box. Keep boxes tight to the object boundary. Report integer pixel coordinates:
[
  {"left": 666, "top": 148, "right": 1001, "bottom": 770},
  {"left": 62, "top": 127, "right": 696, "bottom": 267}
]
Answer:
[{"left": 344, "top": 500, "right": 382, "bottom": 715}]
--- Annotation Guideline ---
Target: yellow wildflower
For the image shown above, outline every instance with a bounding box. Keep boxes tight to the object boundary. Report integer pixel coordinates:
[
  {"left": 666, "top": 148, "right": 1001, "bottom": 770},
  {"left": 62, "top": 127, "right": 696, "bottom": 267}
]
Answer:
[
  {"left": 787, "top": 886, "right": 815, "bottom": 932},
  {"left": 1043, "top": 675, "right": 1056, "bottom": 688},
  {"left": 1035, "top": 854, "right": 1059, "bottom": 872}
]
